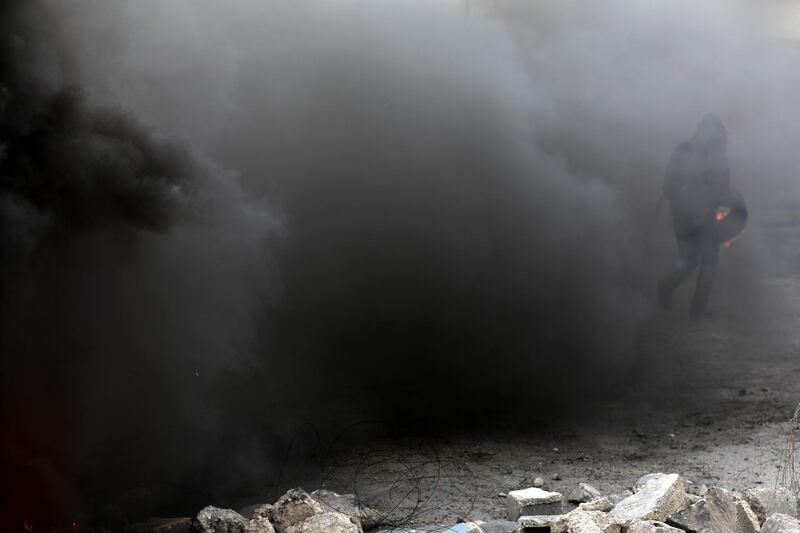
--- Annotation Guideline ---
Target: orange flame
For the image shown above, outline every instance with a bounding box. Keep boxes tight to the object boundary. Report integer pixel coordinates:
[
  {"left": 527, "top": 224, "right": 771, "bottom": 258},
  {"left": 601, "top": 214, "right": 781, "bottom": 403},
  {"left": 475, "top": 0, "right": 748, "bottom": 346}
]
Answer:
[{"left": 716, "top": 207, "right": 731, "bottom": 221}]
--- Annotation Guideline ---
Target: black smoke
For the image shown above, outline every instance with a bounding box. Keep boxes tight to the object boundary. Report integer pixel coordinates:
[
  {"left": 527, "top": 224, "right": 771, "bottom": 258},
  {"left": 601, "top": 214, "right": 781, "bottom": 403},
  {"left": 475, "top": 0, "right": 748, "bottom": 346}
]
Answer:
[{"left": 2, "top": 0, "right": 799, "bottom": 528}]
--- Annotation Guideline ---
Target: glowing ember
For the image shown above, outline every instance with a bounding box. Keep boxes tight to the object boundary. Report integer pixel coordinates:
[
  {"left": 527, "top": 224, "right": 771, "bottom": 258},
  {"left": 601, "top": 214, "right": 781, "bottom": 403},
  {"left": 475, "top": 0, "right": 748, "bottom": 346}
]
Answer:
[{"left": 716, "top": 207, "right": 731, "bottom": 221}]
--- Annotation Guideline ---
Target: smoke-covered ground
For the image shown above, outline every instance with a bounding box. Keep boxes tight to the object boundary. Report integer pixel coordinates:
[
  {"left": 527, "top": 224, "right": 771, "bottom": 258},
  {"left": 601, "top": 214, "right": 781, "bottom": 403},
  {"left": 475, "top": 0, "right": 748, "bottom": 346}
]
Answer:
[{"left": 2, "top": 0, "right": 800, "bottom": 530}]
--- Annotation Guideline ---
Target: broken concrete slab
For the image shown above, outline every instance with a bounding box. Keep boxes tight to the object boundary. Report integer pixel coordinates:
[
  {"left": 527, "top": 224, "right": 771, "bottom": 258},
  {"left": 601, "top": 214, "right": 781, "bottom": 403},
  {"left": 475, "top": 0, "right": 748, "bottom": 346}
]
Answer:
[
  {"left": 737, "top": 500, "right": 761, "bottom": 533},
  {"left": 507, "top": 487, "right": 564, "bottom": 520},
  {"left": 626, "top": 520, "right": 683, "bottom": 533},
  {"left": 191, "top": 507, "right": 247, "bottom": 533},
  {"left": 517, "top": 514, "right": 568, "bottom": 533},
  {"left": 568, "top": 484, "right": 603, "bottom": 504},
  {"left": 609, "top": 473, "right": 684, "bottom": 523},
  {"left": 744, "top": 487, "right": 798, "bottom": 524},
  {"left": 762, "top": 513, "right": 800, "bottom": 533},
  {"left": 310, "top": 489, "right": 383, "bottom": 530}
]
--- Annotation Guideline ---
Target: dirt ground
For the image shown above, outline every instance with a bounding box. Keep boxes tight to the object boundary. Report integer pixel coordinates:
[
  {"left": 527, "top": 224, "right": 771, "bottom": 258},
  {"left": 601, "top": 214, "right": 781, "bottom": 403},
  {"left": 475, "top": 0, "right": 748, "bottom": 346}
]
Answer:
[{"left": 241, "top": 221, "right": 800, "bottom": 529}]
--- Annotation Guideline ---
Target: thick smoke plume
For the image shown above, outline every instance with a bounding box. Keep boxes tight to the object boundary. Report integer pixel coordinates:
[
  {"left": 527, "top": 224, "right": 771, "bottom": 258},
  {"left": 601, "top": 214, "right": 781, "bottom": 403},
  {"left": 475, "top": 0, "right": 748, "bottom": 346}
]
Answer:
[{"left": 2, "top": 0, "right": 800, "bottom": 528}]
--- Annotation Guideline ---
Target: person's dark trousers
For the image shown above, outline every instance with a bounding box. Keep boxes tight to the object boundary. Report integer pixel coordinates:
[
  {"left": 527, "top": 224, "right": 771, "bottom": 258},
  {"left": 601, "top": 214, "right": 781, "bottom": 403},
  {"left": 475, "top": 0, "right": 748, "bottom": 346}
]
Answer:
[{"left": 658, "top": 222, "right": 719, "bottom": 316}]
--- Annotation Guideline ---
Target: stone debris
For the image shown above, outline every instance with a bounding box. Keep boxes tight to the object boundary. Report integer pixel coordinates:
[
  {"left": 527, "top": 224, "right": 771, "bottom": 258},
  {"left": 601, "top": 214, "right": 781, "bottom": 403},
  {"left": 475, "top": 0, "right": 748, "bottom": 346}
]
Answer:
[
  {"left": 568, "top": 484, "right": 603, "bottom": 504},
  {"left": 269, "top": 489, "right": 324, "bottom": 533},
  {"left": 191, "top": 507, "right": 248, "bottom": 533},
  {"left": 609, "top": 473, "right": 685, "bottom": 523},
  {"left": 566, "top": 510, "right": 605, "bottom": 533},
  {"left": 284, "top": 511, "right": 360, "bottom": 533},
  {"left": 626, "top": 520, "right": 683, "bottom": 533},
  {"left": 762, "top": 513, "right": 800, "bottom": 533},
  {"left": 158, "top": 478, "right": 800, "bottom": 533},
  {"left": 736, "top": 500, "right": 762, "bottom": 533},
  {"left": 251, "top": 504, "right": 273, "bottom": 520},
  {"left": 578, "top": 498, "right": 614, "bottom": 513},
  {"left": 534, "top": 477, "right": 546, "bottom": 488},
  {"left": 245, "top": 516, "right": 275, "bottom": 533},
  {"left": 310, "top": 489, "right": 383, "bottom": 530},
  {"left": 744, "top": 487, "right": 798, "bottom": 524},
  {"left": 507, "top": 487, "right": 564, "bottom": 520}
]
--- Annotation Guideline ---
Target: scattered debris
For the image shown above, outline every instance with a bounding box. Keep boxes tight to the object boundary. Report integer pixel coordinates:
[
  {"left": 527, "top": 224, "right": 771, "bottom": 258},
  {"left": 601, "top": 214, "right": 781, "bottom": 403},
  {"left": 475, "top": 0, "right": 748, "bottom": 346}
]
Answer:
[
  {"left": 534, "top": 477, "right": 546, "bottom": 488},
  {"left": 141, "top": 475, "right": 800, "bottom": 533}
]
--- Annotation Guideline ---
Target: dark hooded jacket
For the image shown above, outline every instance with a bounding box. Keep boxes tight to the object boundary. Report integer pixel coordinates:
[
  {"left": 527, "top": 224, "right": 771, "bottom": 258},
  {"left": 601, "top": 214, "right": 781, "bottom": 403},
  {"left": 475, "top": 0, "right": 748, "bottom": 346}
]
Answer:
[{"left": 663, "top": 114, "right": 731, "bottom": 236}]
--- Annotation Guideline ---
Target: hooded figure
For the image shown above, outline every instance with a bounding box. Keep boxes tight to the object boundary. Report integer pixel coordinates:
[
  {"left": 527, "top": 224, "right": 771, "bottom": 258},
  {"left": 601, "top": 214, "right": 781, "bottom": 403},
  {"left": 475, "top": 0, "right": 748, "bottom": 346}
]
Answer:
[{"left": 657, "top": 114, "right": 731, "bottom": 319}]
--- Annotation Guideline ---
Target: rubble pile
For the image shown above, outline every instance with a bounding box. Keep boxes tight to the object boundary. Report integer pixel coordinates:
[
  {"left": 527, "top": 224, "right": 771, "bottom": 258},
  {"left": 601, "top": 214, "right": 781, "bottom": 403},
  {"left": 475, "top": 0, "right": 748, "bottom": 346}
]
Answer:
[{"left": 125, "top": 473, "right": 800, "bottom": 533}]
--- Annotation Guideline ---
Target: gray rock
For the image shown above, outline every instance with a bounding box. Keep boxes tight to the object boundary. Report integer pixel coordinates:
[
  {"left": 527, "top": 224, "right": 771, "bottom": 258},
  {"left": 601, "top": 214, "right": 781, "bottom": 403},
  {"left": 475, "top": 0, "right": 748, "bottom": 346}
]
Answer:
[
  {"left": 568, "top": 484, "right": 603, "bottom": 504},
  {"left": 507, "top": 488, "right": 563, "bottom": 520},
  {"left": 245, "top": 517, "right": 275, "bottom": 533},
  {"left": 566, "top": 510, "right": 604, "bottom": 533},
  {"left": 126, "top": 517, "right": 191, "bottom": 533},
  {"left": 191, "top": 507, "right": 247, "bottom": 533},
  {"left": 270, "top": 489, "right": 324, "bottom": 533},
  {"left": 310, "top": 489, "right": 383, "bottom": 530},
  {"left": 736, "top": 500, "right": 761, "bottom": 533},
  {"left": 578, "top": 497, "right": 613, "bottom": 513},
  {"left": 744, "top": 487, "right": 798, "bottom": 524},
  {"left": 626, "top": 520, "right": 683, "bottom": 533},
  {"left": 533, "top": 478, "right": 546, "bottom": 488},
  {"left": 285, "top": 512, "right": 359, "bottom": 533},
  {"left": 567, "top": 510, "right": 622, "bottom": 533},
  {"left": 609, "top": 474, "right": 685, "bottom": 523},
  {"left": 666, "top": 487, "right": 738, "bottom": 533},
  {"left": 762, "top": 513, "right": 800, "bottom": 533}
]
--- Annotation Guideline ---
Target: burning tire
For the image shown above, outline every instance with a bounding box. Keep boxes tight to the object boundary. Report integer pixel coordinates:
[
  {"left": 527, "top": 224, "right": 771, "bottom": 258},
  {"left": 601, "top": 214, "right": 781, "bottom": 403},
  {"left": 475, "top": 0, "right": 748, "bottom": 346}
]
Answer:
[{"left": 716, "top": 187, "right": 747, "bottom": 245}]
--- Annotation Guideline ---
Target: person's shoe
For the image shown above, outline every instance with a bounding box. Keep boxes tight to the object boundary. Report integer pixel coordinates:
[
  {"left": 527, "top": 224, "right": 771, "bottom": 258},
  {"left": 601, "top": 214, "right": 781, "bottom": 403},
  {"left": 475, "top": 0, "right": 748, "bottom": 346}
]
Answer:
[
  {"left": 657, "top": 280, "right": 673, "bottom": 310},
  {"left": 689, "top": 308, "right": 713, "bottom": 321}
]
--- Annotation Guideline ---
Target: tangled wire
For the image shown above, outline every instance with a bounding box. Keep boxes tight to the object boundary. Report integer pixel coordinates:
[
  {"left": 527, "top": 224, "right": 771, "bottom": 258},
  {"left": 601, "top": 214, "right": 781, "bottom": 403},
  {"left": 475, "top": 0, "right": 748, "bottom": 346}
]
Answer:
[{"left": 273, "top": 421, "right": 486, "bottom": 532}]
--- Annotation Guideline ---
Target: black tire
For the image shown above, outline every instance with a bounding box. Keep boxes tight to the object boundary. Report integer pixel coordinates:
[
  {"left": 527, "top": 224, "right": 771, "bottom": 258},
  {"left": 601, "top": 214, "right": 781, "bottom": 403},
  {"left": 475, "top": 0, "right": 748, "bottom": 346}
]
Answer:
[{"left": 717, "top": 187, "right": 748, "bottom": 244}]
